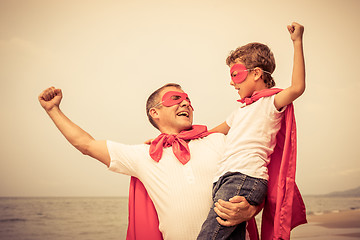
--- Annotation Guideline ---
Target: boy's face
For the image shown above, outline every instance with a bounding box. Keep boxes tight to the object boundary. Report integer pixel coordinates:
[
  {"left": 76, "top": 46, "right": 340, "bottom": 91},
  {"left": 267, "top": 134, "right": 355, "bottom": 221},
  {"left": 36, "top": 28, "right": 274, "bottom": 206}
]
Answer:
[
  {"left": 230, "top": 63, "right": 248, "bottom": 84},
  {"left": 229, "top": 61, "right": 256, "bottom": 99}
]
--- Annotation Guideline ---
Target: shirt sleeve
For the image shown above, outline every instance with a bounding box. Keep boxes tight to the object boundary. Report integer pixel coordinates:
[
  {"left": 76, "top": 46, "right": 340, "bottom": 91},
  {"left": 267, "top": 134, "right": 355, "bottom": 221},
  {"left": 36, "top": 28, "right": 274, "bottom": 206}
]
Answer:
[
  {"left": 225, "top": 108, "right": 237, "bottom": 128},
  {"left": 106, "top": 140, "right": 147, "bottom": 177},
  {"left": 208, "top": 133, "right": 226, "bottom": 157},
  {"left": 270, "top": 95, "right": 287, "bottom": 118}
]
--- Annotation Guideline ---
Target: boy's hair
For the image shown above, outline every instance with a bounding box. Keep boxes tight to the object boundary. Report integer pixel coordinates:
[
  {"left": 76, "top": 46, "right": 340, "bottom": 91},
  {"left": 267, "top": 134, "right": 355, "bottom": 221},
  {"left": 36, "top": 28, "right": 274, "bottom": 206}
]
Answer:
[
  {"left": 226, "top": 42, "right": 276, "bottom": 88},
  {"left": 146, "top": 83, "right": 182, "bottom": 129}
]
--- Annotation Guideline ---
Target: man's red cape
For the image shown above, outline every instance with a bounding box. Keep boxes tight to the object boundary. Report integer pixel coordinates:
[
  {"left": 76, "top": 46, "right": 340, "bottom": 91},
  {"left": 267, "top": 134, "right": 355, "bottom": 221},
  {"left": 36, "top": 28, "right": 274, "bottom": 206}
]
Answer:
[
  {"left": 126, "top": 103, "right": 306, "bottom": 240},
  {"left": 126, "top": 177, "right": 163, "bottom": 240}
]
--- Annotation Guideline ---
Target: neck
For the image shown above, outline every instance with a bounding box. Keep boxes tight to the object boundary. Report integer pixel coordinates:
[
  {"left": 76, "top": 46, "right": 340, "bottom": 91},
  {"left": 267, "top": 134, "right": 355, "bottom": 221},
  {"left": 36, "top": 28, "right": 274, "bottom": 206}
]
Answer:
[
  {"left": 159, "top": 126, "right": 191, "bottom": 135},
  {"left": 254, "top": 84, "right": 268, "bottom": 92}
]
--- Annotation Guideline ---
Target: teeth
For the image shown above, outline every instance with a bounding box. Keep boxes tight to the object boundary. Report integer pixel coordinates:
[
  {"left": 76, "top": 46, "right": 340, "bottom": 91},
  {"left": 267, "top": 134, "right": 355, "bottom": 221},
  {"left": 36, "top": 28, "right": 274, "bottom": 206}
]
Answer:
[{"left": 177, "top": 112, "right": 189, "bottom": 117}]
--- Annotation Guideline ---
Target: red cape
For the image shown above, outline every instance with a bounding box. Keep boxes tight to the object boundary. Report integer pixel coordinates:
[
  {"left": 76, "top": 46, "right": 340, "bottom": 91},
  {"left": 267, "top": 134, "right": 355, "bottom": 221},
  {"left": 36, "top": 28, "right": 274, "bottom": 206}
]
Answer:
[
  {"left": 126, "top": 103, "right": 306, "bottom": 240},
  {"left": 259, "top": 103, "right": 307, "bottom": 239},
  {"left": 126, "top": 177, "right": 163, "bottom": 240}
]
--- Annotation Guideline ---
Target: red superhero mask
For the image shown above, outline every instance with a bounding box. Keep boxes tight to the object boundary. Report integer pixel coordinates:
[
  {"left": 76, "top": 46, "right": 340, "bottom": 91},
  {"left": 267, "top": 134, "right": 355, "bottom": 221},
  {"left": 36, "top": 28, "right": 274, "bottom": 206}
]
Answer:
[
  {"left": 230, "top": 64, "right": 249, "bottom": 84},
  {"left": 160, "top": 91, "right": 194, "bottom": 110}
]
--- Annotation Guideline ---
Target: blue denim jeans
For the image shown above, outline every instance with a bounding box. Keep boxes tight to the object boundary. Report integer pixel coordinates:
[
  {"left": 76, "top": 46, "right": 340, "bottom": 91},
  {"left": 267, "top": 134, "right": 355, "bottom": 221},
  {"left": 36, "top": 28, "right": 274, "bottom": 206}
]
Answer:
[{"left": 197, "top": 172, "right": 268, "bottom": 240}]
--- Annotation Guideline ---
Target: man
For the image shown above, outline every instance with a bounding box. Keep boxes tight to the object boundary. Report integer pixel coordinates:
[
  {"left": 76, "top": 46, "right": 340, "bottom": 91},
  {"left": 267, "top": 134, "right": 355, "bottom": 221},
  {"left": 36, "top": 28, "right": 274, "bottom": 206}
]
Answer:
[{"left": 38, "top": 84, "right": 258, "bottom": 240}]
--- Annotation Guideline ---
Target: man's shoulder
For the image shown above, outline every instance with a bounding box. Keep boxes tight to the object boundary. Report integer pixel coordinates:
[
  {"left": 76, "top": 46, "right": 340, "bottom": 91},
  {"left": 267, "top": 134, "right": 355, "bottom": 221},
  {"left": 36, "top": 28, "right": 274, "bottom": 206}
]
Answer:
[
  {"left": 107, "top": 140, "right": 149, "bottom": 154},
  {"left": 191, "top": 132, "right": 225, "bottom": 144},
  {"left": 189, "top": 133, "right": 225, "bottom": 157}
]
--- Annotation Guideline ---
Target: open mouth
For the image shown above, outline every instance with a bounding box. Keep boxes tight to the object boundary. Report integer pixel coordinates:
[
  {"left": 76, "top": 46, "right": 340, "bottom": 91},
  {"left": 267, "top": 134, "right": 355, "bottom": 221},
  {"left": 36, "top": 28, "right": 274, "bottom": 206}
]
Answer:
[{"left": 176, "top": 111, "right": 189, "bottom": 118}]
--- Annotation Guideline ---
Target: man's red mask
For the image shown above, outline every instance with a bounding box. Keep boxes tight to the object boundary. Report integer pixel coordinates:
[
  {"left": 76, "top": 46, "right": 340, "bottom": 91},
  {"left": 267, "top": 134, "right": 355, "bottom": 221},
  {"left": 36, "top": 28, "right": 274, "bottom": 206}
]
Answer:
[{"left": 160, "top": 91, "right": 194, "bottom": 110}]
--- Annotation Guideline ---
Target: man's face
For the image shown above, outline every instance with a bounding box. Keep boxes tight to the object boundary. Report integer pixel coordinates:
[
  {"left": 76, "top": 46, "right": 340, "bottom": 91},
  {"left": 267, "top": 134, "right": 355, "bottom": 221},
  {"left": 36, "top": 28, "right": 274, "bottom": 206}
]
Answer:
[{"left": 153, "top": 87, "right": 194, "bottom": 134}]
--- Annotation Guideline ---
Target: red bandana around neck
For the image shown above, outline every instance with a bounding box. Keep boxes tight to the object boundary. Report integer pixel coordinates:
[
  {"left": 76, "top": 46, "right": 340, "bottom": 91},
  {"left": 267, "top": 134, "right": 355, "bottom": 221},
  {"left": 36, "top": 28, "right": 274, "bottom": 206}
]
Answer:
[
  {"left": 238, "top": 88, "right": 283, "bottom": 106},
  {"left": 149, "top": 125, "right": 212, "bottom": 165}
]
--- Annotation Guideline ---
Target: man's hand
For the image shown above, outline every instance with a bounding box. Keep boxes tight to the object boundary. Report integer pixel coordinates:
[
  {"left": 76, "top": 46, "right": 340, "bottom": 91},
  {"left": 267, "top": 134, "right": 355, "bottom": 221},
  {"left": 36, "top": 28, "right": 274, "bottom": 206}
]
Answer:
[
  {"left": 214, "top": 196, "right": 260, "bottom": 227},
  {"left": 287, "top": 22, "right": 304, "bottom": 43},
  {"left": 38, "top": 86, "right": 62, "bottom": 112},
  {"left": 144, "top": 139, "right": 154, "bottom": 145}
]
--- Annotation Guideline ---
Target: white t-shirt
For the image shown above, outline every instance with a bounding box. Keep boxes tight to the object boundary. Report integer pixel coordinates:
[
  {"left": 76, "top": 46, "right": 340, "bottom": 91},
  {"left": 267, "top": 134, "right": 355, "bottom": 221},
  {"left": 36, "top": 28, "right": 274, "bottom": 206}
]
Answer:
[
  {"left": 214, "top": 95, "right": 285, "bottom": 182},
  {"left": 107, "top": 133, "right": 225, "bottom": 240}
]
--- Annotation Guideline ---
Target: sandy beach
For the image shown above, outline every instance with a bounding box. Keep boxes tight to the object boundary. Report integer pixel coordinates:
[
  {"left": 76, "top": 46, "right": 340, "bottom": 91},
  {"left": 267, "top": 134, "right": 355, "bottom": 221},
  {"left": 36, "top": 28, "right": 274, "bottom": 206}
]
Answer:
[{"left": 290, "top": 209, "right": 360, "bottom": 239}]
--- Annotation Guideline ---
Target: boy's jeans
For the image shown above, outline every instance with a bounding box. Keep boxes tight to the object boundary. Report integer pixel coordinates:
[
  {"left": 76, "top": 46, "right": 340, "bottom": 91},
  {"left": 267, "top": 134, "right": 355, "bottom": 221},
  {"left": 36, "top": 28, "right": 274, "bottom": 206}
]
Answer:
[{"left": 197, "top": 172, "right": 268, "bottom": 240}]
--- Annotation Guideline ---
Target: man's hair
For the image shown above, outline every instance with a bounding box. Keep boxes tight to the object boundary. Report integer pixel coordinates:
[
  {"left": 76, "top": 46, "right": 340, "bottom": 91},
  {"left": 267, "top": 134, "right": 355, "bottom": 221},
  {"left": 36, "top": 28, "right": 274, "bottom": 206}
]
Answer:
[
  {"left": 226, "top": 42, "right": 276, "bottom": 88},
  {"left": 146, "top": 83, "right": 182, "bottom": 129}
]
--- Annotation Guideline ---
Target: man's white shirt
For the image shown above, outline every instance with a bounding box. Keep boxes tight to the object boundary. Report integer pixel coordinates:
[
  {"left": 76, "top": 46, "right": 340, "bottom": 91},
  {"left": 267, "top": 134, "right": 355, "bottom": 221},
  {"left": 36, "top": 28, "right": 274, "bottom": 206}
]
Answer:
[{"left": 107, "top": 133, "right": 225, "bottom": 240}]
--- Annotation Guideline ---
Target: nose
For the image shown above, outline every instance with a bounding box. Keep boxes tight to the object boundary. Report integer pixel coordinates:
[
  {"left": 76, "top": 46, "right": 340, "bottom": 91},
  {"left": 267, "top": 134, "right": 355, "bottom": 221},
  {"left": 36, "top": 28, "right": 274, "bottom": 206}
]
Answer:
[
  {"left": 180, "top": 99, "right": 194, "bottom": 111},
  {"left": 180, "top": 99, "right": 190, "bottom": 107},
  {"left": 230, "top": 80, "right": 235, "bottom": 86}
]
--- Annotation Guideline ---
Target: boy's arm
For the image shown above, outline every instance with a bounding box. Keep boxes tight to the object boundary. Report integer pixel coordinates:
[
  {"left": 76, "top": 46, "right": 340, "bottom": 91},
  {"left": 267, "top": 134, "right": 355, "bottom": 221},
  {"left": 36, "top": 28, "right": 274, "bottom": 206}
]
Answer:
[
  {"left": 38, "top": 87, "right": 111, "bottom": 167},
  {"left": 274, "top": 22, "right": 305, "bottom": 110},
  {"left": 210, "top": 121, "right": 230, "bottom": 135}
]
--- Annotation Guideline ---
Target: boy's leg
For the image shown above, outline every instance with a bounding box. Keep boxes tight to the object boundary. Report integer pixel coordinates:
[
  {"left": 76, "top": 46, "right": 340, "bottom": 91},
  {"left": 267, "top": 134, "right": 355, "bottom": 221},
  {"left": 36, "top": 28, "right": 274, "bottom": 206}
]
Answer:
[
  {"left": 228, "top": 222, "right": 246, "bottom": 240},
  {"left": 197, "top": 172, "right": 267, "bottom": 240},
  {"left": 197, "top": 172, "right": 247, "bottom": 240},
  {"left": 228, "top": 174, "right": 268, "bottom": 240}
]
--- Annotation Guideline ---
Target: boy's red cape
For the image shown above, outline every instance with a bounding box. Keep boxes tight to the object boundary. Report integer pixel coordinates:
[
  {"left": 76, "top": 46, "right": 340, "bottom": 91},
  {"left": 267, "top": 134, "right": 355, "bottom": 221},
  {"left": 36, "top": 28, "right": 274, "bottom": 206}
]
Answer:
[{"left": 126, "top": 89, "right": 307, "bottom": 240}]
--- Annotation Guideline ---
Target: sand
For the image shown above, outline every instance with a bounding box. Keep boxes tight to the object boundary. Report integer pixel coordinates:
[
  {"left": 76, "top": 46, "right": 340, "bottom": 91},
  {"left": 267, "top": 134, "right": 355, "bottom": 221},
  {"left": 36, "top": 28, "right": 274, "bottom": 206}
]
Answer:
[{"left": 290, "top": 209, "right": 360, "bottom": 239}]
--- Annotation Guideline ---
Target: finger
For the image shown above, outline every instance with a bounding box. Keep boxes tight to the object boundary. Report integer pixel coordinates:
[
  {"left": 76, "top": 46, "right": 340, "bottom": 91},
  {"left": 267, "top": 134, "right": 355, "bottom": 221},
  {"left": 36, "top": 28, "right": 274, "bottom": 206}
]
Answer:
[
  {"left": 54, "top": 88, "right": 62, "bottom": 97},
  {"left": 216, "top": 200, "right": 240, "bottom": 216},
  {"left": 48, "top": 87, "right": 56, "bottom": 99},
  {"left": 216, "top": 217, "right": 234, "bottom": 227},
  {"left": 144, "top": 139, "right": 154, "bottom": 145},
  {"left": 229, "top": 195, "right": 246, "bottom": 203},
  {"left": 214, "top": 205, "right": 230, "bottom": 220},
  {"left": 43, "top": 88, "right": 56, "bottom": 101},
  {"left": 39, "top": 87, "right": 55, "bottom": 101},
  {"left": 46, "top": 89, "right": 55, "bottom": 101},
  {"left": 287, "top": 25, "right": 294, "bottom": 34},
  {"left": 217, "top": 199, "right": 239, "bottom": 211},
  {"left": 42, "top": 90, "right": 50, "bottom": 101},
  {"left": 292, "top": 22, "right": 300, "bottom": 27},
  {"left": 291, "top": 22, "right": 304, "bottom": 33},
  {"left": 49, "top": 89, "right": 55, "bottom": 99},
  {"left": 38, "top": 89, "right": 47, "bottom": 101}
]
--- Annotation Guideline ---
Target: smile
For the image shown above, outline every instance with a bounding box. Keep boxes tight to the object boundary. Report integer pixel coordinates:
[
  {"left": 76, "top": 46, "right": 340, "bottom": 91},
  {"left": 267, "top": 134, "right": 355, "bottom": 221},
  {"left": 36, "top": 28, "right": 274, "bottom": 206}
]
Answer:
[{"left": 176, "top": 111, "right": 189, "bottom": 117}]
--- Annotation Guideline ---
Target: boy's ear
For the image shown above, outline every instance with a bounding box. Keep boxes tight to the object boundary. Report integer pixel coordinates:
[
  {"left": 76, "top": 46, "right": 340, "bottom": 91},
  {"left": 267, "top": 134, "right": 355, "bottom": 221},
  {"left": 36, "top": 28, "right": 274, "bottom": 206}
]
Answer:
[{"left": 253, "top": 67, "right": 263, "bottom": 81}]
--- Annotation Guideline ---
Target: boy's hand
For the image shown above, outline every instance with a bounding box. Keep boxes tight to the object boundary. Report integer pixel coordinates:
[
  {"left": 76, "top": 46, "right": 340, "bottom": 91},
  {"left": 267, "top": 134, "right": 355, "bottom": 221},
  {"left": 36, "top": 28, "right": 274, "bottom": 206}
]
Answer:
[
  {"left": 38, "top": 86, "right": 63, "bottom": 112},
  {"left": 287, "top": 22, "right": 304, "bottom": 43}
]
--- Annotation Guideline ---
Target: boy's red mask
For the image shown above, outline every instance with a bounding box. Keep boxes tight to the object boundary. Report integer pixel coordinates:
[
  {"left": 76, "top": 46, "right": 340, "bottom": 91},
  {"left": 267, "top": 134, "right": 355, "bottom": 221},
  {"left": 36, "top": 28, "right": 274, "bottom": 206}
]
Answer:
[
  {"left": 230, "top": 64, "right": 249, "bottom": 84},
  {"left": 161, "top": 91, "right": 194, "bottom": 110}
]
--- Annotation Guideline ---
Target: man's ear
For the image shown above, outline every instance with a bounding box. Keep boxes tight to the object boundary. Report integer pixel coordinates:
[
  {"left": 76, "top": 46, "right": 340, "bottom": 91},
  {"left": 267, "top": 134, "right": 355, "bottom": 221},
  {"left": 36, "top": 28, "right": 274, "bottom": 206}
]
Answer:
[{"left": 149, "top": 108, "right": 160, "bottom": 120}]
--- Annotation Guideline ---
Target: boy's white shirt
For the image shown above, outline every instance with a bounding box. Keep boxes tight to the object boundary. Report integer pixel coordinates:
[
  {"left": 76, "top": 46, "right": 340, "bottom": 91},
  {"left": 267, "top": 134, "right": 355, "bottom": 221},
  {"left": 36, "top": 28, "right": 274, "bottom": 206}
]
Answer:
[{"left": 214, "top": 95, "right": 286, "bottom": 183}]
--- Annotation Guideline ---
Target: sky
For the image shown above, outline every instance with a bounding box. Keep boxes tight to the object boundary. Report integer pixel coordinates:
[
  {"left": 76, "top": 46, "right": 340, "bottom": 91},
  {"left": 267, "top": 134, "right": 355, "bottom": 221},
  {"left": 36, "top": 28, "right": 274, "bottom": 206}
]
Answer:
[{"left": 0, "top": 0, "right": 359, "bottom": 197}]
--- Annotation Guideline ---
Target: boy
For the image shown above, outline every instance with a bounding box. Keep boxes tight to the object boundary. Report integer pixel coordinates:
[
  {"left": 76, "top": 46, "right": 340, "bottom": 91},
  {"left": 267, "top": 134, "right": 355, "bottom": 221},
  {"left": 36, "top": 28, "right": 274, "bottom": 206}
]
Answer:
[{"left": 197, "top": 22, "right": 305, "bottom": 239}]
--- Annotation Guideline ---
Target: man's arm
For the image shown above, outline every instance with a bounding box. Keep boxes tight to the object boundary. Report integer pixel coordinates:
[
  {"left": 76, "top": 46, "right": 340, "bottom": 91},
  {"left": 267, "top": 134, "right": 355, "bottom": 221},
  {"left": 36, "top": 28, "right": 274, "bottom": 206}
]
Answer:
[
  {"left": 214, "top": 196, "right": 261, "bottom": 226},
  {"left": 274, "top": 22, "right": 305, "bottom": 110},
  {"left": 38, "top": 87, "right": 111, "bottom": 166}
]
